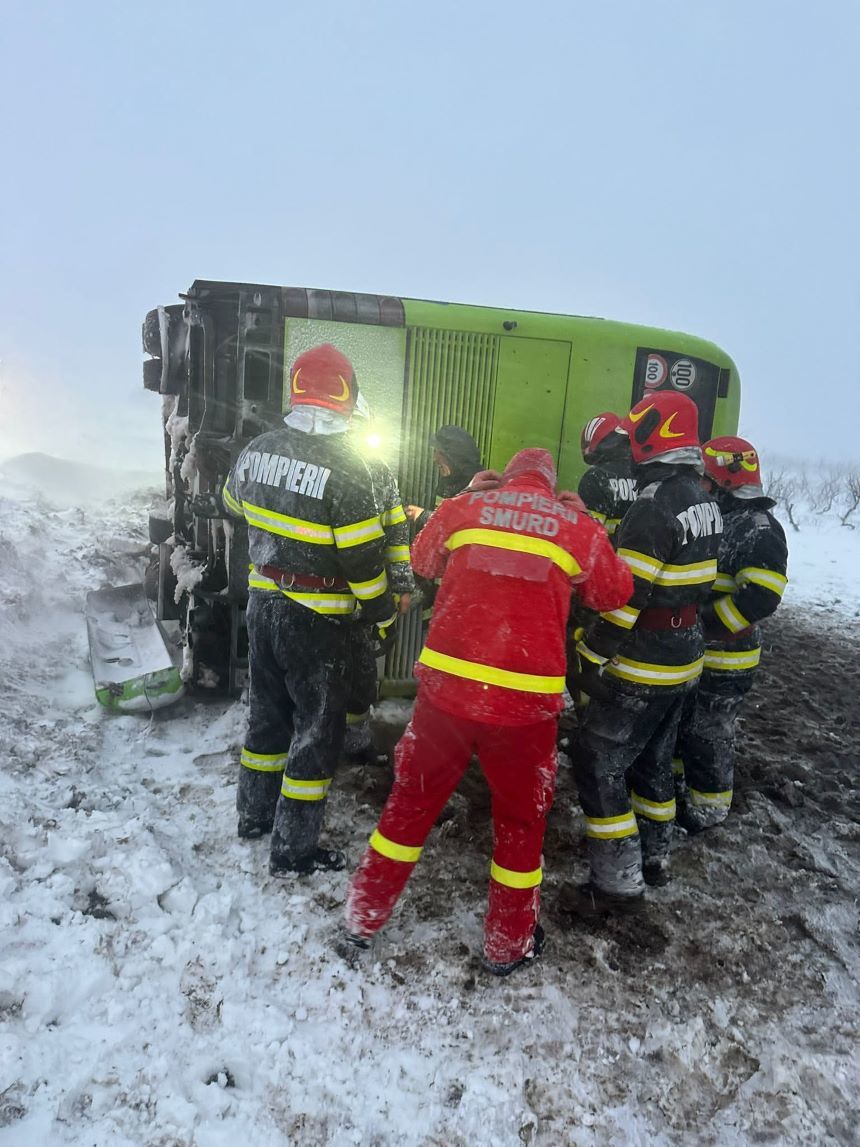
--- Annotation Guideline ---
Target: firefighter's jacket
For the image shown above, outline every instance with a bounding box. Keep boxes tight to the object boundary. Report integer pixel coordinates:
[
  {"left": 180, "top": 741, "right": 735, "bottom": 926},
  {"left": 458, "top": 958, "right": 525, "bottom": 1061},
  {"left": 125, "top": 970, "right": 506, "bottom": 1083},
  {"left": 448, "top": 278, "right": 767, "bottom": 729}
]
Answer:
[
  {"left": 411, "top": 475, "right": 634, "bottom": 725},
  {"left": 366, "top": 457, "right": 415, "bottom": 597},
  {"left": 700, "top": 498, "right": 788, "bottom": 678},
  {"left": 577, "top": 459, "right": 639, "bottom": 538},
  {"left": 222, "top": 426, "right": 395, "bottom": 624},
  {"left": 581, "top": 467, "right": 723, "bottom": 689}
]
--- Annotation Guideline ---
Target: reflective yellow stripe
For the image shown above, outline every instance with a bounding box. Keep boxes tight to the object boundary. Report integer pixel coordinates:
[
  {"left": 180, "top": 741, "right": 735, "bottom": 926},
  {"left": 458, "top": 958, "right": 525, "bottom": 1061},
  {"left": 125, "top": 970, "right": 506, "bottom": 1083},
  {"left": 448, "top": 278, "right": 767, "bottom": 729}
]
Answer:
[
  {"left": 714, "top": 573, "right": 737, "bottom": 594},
  {"left": 490, "top": 860, "right": 542, "bottom": 889},
  {"left": 381, "top": 504, "right": 407, "bottom": 527},
  {"left": 240, "top": 748, "right": 288, "bottom": 773},
  {"left": 243, "top": 500, "right": 334, "bottom": 544},
  {"left": 247, "top": 573, "right": 355, "bottom": 614},
  {"left": 605, "top": 517, "right": 622, "bottom": 536},
  {"left": 346, "top": 711, "right": 368, "bottom": 725},
  {"left": 445, "top": 529, "right": 581, "bottom": 577},
  {"left": 369, "top": 829, "right": 422, "bottom": 863},
  {"left": 607, "top": 655, "right": 704, "bottom": 686},
  {"left": 737, "top": 566, "right": 787, "bottom": 596},
  {"left": 704, "top": 647, "right": 761, "bottom": 672},
  {"left": 222, "top": 483, "right": 243, "bottom": 515},
  {"left": 585, "top": 812, "right": 639, "bottom": 839},
  {"left": 714, "top": 596, "right": 750, "bottom": 634},
  {"left": 689, "top": 788, "right": 733, "bottom": 808},
  {"left": 418, "top": 646, "right": 565, "bottom": 694},
  {"left": 618, "top": 548, "right": 662, "bottom": 582},
  {"left": 600, "top": 604, "right": 641, "bottom": 630},
  {"left": 576, "top": 641, "right": 609, "bottom": 667},
  {"left": 631, "top": 791, "right": 677, "bottom": 822},
  {"left": 384, "top": 544, "right": 411, "bottom": 564},
  {"left": 654, "top": 559, "right": 717, "bottom": 586},
  {"left": 333, "top": 516, "right": 385, "bottom": 549},
  {"left": 671, "top": 756, "right": 685, "bottom": 776},
  {"left": 589, "top": 509, "right": 607, "bottom": 525},
  {"left": 348, "top": 569, "right": 389, "bottom": 601},
  {"left": 280, "top": 776, "right": 332, "bottom": 802}
]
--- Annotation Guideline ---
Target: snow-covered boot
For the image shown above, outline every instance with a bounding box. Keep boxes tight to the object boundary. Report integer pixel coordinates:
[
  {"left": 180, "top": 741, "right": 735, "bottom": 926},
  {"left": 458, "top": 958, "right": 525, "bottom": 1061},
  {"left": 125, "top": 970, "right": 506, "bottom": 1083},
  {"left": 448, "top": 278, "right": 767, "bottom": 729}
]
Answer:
[
  {"left": 482, "top": 925, "right": 545, "bottom": 977},
  {"left": 236, "top": 765, "right": 282, "bottom": 839},
  {"left": 638, "top": 818, "right": 673, "bottom": 887},
  {"left": 588, "top": 834, "right": 645, "bottom": 898},
  {"left": 269, "top": 847, "right": 346, "bottom": 877}
]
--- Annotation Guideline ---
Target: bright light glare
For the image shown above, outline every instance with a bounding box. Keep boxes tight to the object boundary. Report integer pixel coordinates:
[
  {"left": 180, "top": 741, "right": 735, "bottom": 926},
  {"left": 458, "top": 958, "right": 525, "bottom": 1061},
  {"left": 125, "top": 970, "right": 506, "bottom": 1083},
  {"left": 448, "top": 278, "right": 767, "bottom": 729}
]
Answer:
[{"left": 366, "top": 432, "right": 382, "bottom": 451}]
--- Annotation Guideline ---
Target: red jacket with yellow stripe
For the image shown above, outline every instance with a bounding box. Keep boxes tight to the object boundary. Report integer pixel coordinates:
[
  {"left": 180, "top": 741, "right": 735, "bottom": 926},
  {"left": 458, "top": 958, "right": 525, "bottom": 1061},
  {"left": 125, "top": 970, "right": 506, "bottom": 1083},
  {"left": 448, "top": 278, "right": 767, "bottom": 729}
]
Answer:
[{"left": 411, "top": 472, "right": 634, "bottom": 725}]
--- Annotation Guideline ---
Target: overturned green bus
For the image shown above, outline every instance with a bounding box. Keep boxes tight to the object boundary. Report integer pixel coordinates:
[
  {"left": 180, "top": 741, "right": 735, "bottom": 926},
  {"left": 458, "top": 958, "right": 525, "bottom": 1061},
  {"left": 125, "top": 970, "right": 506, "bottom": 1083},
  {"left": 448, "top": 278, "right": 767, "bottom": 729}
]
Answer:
[{"left": 141, "top": 280, "right": 740, "bottom": 697}]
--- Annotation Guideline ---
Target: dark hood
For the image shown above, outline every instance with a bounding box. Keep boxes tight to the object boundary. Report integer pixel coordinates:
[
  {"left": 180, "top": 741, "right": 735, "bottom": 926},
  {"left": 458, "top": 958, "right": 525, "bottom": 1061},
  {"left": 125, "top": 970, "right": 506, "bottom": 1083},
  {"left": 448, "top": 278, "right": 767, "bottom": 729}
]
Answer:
[{"left": 432, "top": 426, "right": 483, "bottom": 495}]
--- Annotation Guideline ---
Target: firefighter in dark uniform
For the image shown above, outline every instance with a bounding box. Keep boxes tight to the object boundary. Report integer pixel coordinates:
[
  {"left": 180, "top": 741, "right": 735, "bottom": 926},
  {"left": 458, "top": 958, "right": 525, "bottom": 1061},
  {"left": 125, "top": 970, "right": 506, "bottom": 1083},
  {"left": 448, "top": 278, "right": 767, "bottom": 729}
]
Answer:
[
  {"left": 405, "top": 425, "right": 483, "bottom": 532},
  {"left": 578, "top": 411, "right": 639, "bottom": 539},
  {"left": 344, "top": 396, "right": 415, "bottom": 761},
  {"left": 221, "top": 344, "right": 395, "bottom": 875},
  {"left": 568, "top": 392, "right": 723, "bottom": 905},
  {"left": 675, "top": 436, "right": 788, "bottom": 831}
]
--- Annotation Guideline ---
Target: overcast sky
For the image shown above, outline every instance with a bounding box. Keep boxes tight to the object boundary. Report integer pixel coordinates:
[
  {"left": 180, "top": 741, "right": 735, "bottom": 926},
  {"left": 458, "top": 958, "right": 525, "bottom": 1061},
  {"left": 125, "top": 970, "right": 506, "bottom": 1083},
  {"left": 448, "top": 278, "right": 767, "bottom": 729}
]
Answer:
[{"left": 1, "top": 0, "right": 857, "bottom": 469}]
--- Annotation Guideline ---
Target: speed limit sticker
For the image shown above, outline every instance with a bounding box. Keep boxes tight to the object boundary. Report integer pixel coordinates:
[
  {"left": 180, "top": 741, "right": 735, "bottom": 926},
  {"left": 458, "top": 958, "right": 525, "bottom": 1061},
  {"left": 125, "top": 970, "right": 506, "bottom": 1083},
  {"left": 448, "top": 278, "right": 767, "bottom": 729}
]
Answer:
[
  {"left": 644, "top": 353, "right": 668, "bottom": 389},
  {"left": 670, "top": 359, "right": 697, "bottom": 390}
]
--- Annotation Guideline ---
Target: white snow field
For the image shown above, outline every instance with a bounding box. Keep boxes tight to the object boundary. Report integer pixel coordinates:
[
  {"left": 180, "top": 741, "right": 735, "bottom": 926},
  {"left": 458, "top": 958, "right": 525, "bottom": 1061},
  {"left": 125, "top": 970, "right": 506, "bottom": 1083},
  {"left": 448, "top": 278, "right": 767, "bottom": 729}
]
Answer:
[{"left": 0, "top": 482, "right": 857, "bottom": 1146}]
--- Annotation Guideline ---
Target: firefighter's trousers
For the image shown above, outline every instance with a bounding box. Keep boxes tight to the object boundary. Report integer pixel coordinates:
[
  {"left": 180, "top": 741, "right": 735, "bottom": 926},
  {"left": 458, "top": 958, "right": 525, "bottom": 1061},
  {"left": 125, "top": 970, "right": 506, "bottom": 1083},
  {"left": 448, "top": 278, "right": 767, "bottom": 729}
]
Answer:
[
  {"left": 345, "top": 694, "right": 557, "bottom": 965},
  {"left": 571, "top": 678, "right": 693, "bottom": 893},
  {"left": 675, "top": 668, "right": 753, "bottom": 830},
  {"left": 238, "top": 592, "right": 350, "bottom": 865}
]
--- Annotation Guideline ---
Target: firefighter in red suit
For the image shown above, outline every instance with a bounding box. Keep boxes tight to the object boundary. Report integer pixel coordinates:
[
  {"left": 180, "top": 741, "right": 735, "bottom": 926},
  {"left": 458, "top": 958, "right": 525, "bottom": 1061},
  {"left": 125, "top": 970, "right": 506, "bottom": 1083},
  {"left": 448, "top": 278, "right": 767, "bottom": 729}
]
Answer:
[{"left": 342, "top": 449, "right": 633, "bottom": 975}]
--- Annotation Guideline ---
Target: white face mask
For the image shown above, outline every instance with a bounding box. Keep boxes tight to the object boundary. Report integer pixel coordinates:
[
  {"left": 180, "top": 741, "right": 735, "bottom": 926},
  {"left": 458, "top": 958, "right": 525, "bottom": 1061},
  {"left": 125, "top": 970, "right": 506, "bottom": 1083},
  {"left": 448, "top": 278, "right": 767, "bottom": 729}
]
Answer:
[{"left": 284, "top": 407, "right": 351, "bottom": 436}]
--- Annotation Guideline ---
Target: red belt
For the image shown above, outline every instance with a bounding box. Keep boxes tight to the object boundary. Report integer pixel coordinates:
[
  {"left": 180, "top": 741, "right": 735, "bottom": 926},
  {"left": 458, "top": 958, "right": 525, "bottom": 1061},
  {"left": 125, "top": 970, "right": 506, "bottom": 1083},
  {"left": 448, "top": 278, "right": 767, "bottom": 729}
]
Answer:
[
  {"left": 256, "top": 565, "right": 349, "bottom": 591},
  {"left": 637, "top": 605, "right": 699, "bottom": 631}
]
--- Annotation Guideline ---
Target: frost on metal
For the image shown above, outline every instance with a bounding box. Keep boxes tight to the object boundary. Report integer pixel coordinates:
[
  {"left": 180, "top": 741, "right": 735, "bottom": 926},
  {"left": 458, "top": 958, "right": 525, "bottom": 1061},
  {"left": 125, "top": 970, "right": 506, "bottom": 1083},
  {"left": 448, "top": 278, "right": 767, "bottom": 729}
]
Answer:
[{"left": 169, "top": 544, "right": 205, "bottom": 605}]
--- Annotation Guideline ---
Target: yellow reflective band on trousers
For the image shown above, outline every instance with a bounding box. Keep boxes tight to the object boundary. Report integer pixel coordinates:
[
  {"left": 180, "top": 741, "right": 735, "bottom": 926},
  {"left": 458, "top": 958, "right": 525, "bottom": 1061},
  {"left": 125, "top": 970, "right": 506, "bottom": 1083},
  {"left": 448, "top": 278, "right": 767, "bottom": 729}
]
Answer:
[
  {"left": 689, "top": 788, "right": 733, "bottom": 808},
  {"left": 490, "top": 860, "right": 542, "bottom": 889},
  {"left": 607, "top": 655, "right": 704, "bottom": 686},
  {"left": 737, "top": 566, "right": 788, "bottom": 596},
  {"left": 618, "top": 548, "right": 662, "bottom": 582},
  {"left": 240, "top": 748, "right": 288, "bottom": 772},
  {"left": 714, "top": 595, "right": 751, "bottom": 634},
  {"left": 445, "top": 529, "right": 582, "bottom": 578},
  {"left": 348, "top": 569, "right": 389, "bottom": 601},
  {"left": 242, "top": 500, "right": 335, "bottom": 544},
  {"left": 381, "top": 504, "right": 407, "bottom": 527},
  {"left": 585, "top": 812, "right": 639, "bottom": 839},
  {"left": 248, "top": 573, "right": 355, "bottom": 615},
  {"left": 385, "top": 544, "right": 411, "bottom": 564},
  {"left": 333, "top": 516, "right": 385, "bottom": 549},
  {"left": 631, "top": 791, "right": 677, "bottom": 822},
  {"left": 370, "top": 829, "right": 422, "bottom": 863},
  {"left": 280, "top": 776, "right": 332, "bottom": 801},
  {"left": 600, "top": 604, "right": 641, "bottom": 630},
  {"left": 418, "top": 646, "right": 565, "bottom": 694},
  {"left": 222, "top": 482, "right": 243, "bottom": 515},
  {"left": 704, "top": 647, "right": 762, "bottom": 672},
  {"left": 653, "top": 559, "right": 717, "bottom": 586}
]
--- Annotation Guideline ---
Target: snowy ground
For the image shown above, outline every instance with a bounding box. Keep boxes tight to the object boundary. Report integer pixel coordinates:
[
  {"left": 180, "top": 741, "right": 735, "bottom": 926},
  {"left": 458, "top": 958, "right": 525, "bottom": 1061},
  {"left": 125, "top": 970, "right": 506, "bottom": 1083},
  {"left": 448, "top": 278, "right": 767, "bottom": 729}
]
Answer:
[{"left": 0, "top": 489, "right": 857, "bottom": 1146}]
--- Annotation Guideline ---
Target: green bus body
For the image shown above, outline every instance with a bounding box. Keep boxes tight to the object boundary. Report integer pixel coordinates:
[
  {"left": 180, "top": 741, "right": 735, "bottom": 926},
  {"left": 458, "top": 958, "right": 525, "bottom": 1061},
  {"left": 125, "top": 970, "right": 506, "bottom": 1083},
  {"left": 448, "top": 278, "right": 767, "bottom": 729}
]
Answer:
[{"left": 143, "top": 282, "right": 740, "bottom": 695}]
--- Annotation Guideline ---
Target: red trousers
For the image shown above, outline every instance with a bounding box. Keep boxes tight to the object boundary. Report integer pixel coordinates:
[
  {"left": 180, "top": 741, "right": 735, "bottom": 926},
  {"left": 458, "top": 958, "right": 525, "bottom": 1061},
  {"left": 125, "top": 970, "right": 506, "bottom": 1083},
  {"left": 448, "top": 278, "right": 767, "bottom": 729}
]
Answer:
[{"left": 345, "top": 694, "right": 558, "bottom": 964}]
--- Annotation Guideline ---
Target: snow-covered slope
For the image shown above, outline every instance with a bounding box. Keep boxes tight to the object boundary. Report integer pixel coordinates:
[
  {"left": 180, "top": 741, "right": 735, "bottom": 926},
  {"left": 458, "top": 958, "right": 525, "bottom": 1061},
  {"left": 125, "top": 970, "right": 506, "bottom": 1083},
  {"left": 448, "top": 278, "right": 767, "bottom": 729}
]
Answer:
[{"left": 0, "top": 491, "right": 857, "bottom": 1146}]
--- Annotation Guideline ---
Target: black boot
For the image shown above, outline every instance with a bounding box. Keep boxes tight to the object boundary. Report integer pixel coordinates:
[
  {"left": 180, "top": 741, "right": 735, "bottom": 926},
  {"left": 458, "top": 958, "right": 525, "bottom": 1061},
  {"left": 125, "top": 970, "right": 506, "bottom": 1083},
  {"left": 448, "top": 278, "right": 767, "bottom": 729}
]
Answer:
[
  {"left": 237, "top": 816, "right": 274, "bottom": 839},
  {"left": 482, "top": 925, "right": 545, "bottom": 977},
  {"left": 557, "top": 881, "right": 646, "bottom": 919},
  {"left": 269, "top": 847, "right": 346, "bottom": 877}
]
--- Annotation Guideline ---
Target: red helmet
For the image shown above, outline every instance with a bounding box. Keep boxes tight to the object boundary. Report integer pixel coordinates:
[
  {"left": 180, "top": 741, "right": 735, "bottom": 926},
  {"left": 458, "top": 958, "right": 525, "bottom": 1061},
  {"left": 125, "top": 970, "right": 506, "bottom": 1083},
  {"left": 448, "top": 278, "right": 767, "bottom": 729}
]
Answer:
[
  {"left": 288, "top": 344, "right": 357, "bottom": 415},
  {"left": 580, "top": 412, "right": 624, "bottom": 463},
  {"left": 703, "top": 436, "right": 765, "bottom": 498},
  {"left": 623, "top": 392, "right": 701, "bottom": 465}
]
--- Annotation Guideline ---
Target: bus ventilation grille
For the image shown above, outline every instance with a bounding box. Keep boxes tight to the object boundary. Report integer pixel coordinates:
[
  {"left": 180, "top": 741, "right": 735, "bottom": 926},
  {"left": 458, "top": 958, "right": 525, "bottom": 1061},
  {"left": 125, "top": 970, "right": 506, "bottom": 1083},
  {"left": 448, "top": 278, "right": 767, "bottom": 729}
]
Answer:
[{"left": 385, "top": 327, "right": 500, "bottom": 689}]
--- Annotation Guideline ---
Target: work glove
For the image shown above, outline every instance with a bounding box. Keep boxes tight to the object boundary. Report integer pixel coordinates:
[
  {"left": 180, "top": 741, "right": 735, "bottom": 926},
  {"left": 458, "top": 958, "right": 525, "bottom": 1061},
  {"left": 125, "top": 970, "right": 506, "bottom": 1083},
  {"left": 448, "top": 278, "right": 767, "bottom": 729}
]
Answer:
[
  {"left": 468, "top": 469, "right": 503, "bottom": 492},
  {"left": 557, "top": 489, "right": 588, "bottom": 515}
]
